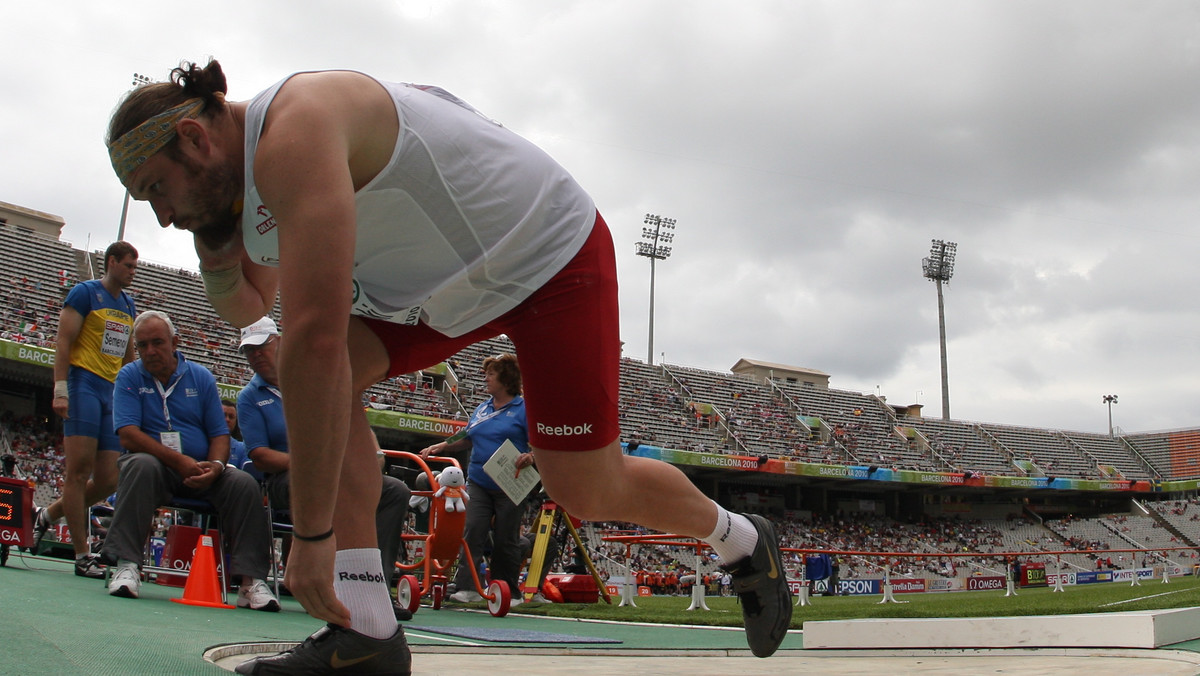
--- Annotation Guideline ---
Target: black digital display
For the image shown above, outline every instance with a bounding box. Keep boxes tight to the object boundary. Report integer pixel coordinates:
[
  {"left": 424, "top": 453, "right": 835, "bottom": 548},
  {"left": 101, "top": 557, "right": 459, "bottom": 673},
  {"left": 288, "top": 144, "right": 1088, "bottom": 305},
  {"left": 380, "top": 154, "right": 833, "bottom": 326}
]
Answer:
[{"left": 0, "top": 476, "right": 33, "bottom": 548}]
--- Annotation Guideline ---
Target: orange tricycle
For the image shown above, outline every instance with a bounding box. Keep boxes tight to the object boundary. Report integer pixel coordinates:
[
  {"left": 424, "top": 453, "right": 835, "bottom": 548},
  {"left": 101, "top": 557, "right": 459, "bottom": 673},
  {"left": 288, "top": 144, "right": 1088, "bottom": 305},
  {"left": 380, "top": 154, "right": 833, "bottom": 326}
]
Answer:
[{"left": 384, "top": 450, "right": 512, "bottom": 617}]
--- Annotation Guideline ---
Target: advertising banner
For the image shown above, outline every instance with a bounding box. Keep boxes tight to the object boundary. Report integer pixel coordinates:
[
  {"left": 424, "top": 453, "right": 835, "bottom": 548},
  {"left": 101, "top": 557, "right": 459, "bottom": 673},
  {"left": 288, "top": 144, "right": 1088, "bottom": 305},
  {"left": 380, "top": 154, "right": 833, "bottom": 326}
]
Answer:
[
  {"left": 362, "top": 408, "right": 467, "bottom": 437},
  {"left": 967, "top": 575, "right": 1006, "bottom": 591},
  {"left": 928, "top": 578, "right": 960, "bottom": 592},
  {"left": 0, "top": 339, "right": 55, "bottom": 367},
  {"left": 836, "top": 578, "right": 881, "bottom": 596},
  {"left": 1047, "top": 571, "right": 1077, "bottom": 586},
  {"left": 799, "top": 578, "right": 883, "bottom": 596},
  {"left": 890, "top": 578, "right": 927, "bottom": 593},
  {"left": 1021, "top": 562, "right": 1048, "bottom": 587}
]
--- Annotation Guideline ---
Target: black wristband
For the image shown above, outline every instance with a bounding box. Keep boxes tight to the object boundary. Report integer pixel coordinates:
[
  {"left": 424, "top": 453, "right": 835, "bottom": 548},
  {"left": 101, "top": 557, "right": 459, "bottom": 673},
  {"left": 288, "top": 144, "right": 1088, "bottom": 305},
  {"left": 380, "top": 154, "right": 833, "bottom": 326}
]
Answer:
[{"left": 293, "top": 527, "right": 335, "bottom": 542}]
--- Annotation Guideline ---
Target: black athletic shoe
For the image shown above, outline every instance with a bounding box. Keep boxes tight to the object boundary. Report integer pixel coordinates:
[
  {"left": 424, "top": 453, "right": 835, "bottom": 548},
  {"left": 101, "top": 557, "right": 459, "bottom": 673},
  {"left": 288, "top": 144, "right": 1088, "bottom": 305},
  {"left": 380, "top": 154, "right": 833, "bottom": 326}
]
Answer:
[
  {"left": 31, "top": 507, "right": 51, "bottom": 552},
  {"left": 74, "top": 554, "right": 106, "bottom": 579},
  {"left": 392, "top": 599, "right": 413, "bottom": 621},
  {"left": 721, "top": 513, "right": 793, "bottom": 658},
  {"left": 234, "top": 624, "right": 411, "bottom": 675}
]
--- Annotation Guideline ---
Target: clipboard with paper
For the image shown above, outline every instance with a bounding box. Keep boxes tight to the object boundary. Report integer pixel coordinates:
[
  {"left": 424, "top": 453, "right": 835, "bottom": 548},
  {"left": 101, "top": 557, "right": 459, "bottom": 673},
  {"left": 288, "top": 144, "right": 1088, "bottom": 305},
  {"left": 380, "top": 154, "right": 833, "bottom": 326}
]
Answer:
[{"left": 482, "top": 439, "right": 540, "bottom": 505}]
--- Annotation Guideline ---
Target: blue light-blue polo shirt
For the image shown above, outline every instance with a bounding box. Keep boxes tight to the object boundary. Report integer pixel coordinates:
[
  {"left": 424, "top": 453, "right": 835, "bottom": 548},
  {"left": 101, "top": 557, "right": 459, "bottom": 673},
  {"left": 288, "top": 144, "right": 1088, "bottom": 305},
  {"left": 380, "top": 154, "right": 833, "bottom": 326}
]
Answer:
[
  {"left": 229, "top": 437, "right": 249, "bottom": 471},
  {"left": 112, "top": 352, "right": 228, "bottom": 462},
  {"left": 465, "top": 396, "right": 528, "bottom": 491},
  {"left": 237, "top": 373, "right": 288, "bottom": 459}
]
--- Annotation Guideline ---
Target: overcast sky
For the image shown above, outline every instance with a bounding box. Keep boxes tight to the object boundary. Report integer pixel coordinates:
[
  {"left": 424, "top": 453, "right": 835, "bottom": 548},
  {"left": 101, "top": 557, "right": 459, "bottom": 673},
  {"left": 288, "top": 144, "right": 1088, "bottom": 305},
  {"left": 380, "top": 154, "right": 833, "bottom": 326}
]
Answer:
[{"left": 3, "top": 1, "right": 1198, "bottom": 435}]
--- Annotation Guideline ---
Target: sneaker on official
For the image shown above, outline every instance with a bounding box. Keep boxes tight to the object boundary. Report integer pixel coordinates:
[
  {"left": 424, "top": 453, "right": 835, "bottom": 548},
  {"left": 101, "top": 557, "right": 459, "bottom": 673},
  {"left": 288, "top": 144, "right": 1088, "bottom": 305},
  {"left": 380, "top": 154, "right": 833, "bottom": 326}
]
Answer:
[
  {"left": 720, "top": 513, "right": 793, "bottom": 658},
  {"left": 108, "top": 560, "right": 141, "bottom": 598},
  {"left": 31, "top": 506, "right": 52, "bottom": 552},
  {"left": 392, "top": 599, "right": 413, "bottom": 621},
  {"left": 234, "top": 624, "right": 411, "bottom": 675},
  {"left": 448, "top": 589, "right": 482, "bottom": 603},
  {"left": 237, "top": 578, "right": 280, "bottom": 612},
  {"left": 74, "top": 553, "right": 106, "bottom": 579}
]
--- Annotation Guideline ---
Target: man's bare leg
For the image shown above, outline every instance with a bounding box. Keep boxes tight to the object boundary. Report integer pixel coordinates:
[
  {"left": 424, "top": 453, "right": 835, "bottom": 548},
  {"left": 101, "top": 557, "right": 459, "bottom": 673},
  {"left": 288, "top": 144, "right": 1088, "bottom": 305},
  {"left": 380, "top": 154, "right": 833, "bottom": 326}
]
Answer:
[
  {"left": 534, "top": 439, "right": 792, "bottom": 657},
  {"left": 533, "top": 440, "right": 718, "bottom": 536},
  {"left": 60, "top": 435, "right": 100, "bottom": 558},
  {"left": 44, "top": 449, "right": 118, "bottom": 521},
  {"left": 321, "top": 317, "right": 398, "bottom": 639}
]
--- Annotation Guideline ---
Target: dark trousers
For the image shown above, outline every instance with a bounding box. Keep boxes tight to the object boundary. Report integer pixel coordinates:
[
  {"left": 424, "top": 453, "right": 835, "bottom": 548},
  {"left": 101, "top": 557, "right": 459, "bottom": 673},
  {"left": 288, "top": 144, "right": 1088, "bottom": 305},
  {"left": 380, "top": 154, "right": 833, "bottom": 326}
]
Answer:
[
  {"left": 266, "top": 470, "right": 410, "bottom": 575},
  {"left": 452, "top": 483, "right": 523, "bottom": 594},
  {"left": 103, "top": 453, "right": 271, "bottom": 580}
]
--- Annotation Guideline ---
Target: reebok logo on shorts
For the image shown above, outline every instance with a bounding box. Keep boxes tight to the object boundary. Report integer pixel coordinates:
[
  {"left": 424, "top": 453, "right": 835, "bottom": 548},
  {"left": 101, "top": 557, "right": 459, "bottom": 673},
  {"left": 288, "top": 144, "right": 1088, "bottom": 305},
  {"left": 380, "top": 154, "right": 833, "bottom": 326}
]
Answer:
[{"left": 536, "top": 422, "right": 594, "bottom": 436}]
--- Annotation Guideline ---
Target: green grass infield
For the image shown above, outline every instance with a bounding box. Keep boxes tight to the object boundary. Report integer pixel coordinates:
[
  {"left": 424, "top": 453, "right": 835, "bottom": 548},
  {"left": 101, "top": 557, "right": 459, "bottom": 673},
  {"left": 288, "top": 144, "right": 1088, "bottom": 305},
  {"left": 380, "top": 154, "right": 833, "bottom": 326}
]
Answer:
[{"left": 468, "top": 576, "right": 1200, "bottom": 629}]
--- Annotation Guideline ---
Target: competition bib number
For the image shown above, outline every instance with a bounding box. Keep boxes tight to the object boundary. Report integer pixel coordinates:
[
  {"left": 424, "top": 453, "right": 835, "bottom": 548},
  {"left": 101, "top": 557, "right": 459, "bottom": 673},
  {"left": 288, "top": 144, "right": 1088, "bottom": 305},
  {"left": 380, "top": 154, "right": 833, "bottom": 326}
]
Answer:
[{"left": 101, "top": 320, "right": 130, "bottom": 358}]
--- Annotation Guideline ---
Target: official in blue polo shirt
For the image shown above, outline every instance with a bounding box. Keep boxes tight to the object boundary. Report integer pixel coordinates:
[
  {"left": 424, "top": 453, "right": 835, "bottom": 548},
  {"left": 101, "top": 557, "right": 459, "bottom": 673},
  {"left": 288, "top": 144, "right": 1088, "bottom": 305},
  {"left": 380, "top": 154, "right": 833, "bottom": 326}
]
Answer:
[
  {"left": 420, "top": 353, "right": 535, "bottom": 604},
  {"left": 101, "top": 310, "right": 278, "bottom": 611},
  {"left": 235, "top": 316, "right": 411, "bottom": 621}
]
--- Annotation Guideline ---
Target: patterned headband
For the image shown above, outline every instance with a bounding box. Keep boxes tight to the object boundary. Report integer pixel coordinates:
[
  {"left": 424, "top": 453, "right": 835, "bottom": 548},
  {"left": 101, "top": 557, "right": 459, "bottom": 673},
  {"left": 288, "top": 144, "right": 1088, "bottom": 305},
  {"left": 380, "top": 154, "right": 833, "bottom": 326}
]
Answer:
[{"left": 108, "top": 98, "right": 206, "bottom": 185}]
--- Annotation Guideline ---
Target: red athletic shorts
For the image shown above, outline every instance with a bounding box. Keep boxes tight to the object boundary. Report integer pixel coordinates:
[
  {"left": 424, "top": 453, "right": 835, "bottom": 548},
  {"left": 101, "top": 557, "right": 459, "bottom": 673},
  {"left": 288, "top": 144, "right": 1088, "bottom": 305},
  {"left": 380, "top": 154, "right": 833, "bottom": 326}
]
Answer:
[{"left": 361, "top": 213, "right": 620, "bottom": 452}]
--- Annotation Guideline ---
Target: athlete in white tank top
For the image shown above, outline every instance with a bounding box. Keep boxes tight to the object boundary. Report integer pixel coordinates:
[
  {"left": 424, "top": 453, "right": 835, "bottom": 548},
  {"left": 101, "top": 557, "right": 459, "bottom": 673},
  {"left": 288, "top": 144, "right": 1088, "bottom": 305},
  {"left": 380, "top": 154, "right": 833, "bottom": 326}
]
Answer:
[{"left": 240, "top": 72, "right": 595, "bottom": 337}]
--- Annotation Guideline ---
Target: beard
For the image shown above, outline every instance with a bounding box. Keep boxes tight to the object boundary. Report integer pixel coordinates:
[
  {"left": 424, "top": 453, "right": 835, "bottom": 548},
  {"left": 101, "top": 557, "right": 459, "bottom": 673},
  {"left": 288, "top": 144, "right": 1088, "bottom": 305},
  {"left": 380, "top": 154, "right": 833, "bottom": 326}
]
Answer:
[{"left": 176, "top": 153, "right": 242, "bottom": 251}]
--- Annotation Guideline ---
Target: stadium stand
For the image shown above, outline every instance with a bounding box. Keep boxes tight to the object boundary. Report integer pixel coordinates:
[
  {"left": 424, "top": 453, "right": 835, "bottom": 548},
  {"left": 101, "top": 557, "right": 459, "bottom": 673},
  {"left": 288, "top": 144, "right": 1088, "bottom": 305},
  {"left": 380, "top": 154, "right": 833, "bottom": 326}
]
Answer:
[
  {"left": 0, "top": 223, "right": 1184, "bottom": 487},
  {"left": 0, "top": 228, "right": 1188, "bottom": 487},
  {"left": 7, "top": 219, "right": 1200, "bottom": 590},
  {"left": 0, "top": 223, "right": 81, "bottom": 346}
]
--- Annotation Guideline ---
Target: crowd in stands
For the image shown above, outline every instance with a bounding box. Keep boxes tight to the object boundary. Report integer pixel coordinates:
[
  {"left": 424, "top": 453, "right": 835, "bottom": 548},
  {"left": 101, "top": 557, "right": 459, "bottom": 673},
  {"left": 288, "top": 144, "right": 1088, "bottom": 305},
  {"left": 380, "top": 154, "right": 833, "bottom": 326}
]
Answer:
[
  {"left": 550, "top": 499, "right": 1200, "bottom": 592},
  {"left": 0, "top": 230, "right": 1194, "bottom": 485},
  {"left": 1, "top": 279, "right": 67, "bottom": 349},
  {"left": 1, "top": 411, "right": 65, "bottom": 505},
  {"left": 2, "top": 225, "right": 1200, "bottom": 596},
  {"left": 7, "top": 397, "right": 1197, "bottom": 593}
]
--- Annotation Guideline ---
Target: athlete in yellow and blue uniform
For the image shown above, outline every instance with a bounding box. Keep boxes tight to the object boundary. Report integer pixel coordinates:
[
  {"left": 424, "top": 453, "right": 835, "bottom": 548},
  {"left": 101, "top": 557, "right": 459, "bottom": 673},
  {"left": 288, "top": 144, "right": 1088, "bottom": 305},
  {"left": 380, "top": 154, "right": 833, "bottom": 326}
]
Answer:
[{"left": 35, "top": 242, "right": 138, "bottom": 578}]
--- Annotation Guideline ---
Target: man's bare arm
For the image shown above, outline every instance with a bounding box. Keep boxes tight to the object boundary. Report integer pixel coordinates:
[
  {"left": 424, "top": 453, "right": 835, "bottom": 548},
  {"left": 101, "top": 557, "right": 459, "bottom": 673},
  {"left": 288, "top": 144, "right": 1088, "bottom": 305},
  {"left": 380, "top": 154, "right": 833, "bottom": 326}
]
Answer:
[
  {"left": 248, "top": 446, "right": 291, "bottom": 474},
  {"left": 51, "top": 306, "right": 83, "bottom": 417},
  {"left": 52, "top": 306, "right": 83, "bottom": 383},
  {"left": 195, "top": 228, "right": 281, "bottom": 329}
]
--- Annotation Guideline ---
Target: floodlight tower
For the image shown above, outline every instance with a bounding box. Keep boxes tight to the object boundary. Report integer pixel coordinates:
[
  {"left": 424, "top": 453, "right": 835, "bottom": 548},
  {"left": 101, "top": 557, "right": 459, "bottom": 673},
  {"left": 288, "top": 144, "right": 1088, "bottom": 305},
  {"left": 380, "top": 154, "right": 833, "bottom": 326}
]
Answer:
[
  {"left": 117, "top": 73, "right": 156, "bottom": 242},
  {"left": 922, "top": 239, "right": 958, "bottom": 420},
  {"left": 1103, "top": 394, "right": 1118, "bottom": 437},
  {"left": 636, "top": 214, "right": 676, "bottom": 365}
]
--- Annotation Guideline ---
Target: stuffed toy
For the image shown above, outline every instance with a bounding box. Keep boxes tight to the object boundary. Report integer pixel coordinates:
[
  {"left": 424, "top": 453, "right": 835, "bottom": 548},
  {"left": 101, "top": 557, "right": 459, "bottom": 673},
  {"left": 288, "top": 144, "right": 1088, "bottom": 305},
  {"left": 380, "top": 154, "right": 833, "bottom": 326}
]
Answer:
[{"left": 434, "top": 466, "right": 468, "bottom": 512}]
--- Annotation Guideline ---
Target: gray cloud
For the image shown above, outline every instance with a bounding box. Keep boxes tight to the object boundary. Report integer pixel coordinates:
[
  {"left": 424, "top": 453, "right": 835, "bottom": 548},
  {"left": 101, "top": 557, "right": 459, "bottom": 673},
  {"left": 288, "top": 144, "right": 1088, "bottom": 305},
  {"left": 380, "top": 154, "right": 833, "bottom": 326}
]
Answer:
[{"left": 2, "top": 0, "right": 1198, "bottom": 435}]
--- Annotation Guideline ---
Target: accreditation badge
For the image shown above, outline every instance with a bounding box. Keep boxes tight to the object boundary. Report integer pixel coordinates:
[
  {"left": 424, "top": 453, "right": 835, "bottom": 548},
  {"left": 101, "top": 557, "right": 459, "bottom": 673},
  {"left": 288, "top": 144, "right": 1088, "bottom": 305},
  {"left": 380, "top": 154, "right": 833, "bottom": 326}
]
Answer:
[{"left": 160, "top": 431, "right": 183, "bottom": 453}]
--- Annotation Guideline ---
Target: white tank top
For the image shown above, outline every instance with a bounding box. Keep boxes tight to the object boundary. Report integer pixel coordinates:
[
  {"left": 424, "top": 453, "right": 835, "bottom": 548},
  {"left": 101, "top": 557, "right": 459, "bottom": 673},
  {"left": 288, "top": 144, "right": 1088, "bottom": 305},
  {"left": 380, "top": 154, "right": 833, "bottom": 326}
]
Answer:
[{"left": 241, "top": 72, "right": 595, "bottom": 336}]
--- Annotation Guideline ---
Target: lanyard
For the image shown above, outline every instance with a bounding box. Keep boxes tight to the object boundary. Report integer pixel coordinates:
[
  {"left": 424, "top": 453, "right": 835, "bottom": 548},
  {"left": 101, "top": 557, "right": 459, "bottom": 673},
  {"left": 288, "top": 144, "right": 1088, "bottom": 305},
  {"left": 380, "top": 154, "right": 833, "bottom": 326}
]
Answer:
[
  {"left": 154, "top": 374, "right": 182, "bottom": 432},
  {"left": 472, "top": 398, "right": 518, "bottom": 427},
  {"left": 446, "top": 397, "right": 519, "bottom": 444}
]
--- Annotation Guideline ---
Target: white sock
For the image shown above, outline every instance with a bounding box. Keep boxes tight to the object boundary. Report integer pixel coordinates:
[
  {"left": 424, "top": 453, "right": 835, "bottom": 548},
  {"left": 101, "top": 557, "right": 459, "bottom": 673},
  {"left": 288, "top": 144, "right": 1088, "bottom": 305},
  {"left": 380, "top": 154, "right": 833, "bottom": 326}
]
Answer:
[
  {"left": 703, "top": 504, "right": 759, "bottom": 565},
  {"left": 332, "top": 548, "right": 396, "bottom": 640}
]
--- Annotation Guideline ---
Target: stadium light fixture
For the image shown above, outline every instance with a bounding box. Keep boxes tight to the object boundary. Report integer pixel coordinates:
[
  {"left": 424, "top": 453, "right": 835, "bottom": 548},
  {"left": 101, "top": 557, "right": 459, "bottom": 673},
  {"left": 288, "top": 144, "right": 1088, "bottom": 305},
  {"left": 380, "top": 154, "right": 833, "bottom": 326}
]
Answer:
[
  {"left": 636, "top": 213, "right": 676, "bottom": 365},
  {"left": 117, "top": 73, "right": 158, "bottom": 242},
  {"left": 1103, "top": 394, "right": 1118, "bottom": 437},
  {"left": 922, "top": 239, "right": 958, "bottom": 420}
]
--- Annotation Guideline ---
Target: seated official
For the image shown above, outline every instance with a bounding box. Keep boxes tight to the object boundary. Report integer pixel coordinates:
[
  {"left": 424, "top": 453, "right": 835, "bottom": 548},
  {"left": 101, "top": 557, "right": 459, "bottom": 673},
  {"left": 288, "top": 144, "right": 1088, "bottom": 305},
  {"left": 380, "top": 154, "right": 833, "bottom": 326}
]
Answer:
[
  {"left": 102, "top": 311, "right": 278, "bottom": 611},
  {"left": 235, "top": 317, "right": 410, "bottom": 618},
  {"left": 221, "top": 399, "right": 250, "bottom": 472}
]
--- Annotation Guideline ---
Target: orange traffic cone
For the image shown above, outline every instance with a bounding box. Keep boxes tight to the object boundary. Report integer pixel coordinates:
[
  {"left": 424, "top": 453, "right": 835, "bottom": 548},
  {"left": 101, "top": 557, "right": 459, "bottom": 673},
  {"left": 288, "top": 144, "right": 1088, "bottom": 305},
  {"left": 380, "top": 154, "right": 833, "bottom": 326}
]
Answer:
[{"left": 171, "top": 534, "right": 234, "bottom": 609}]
